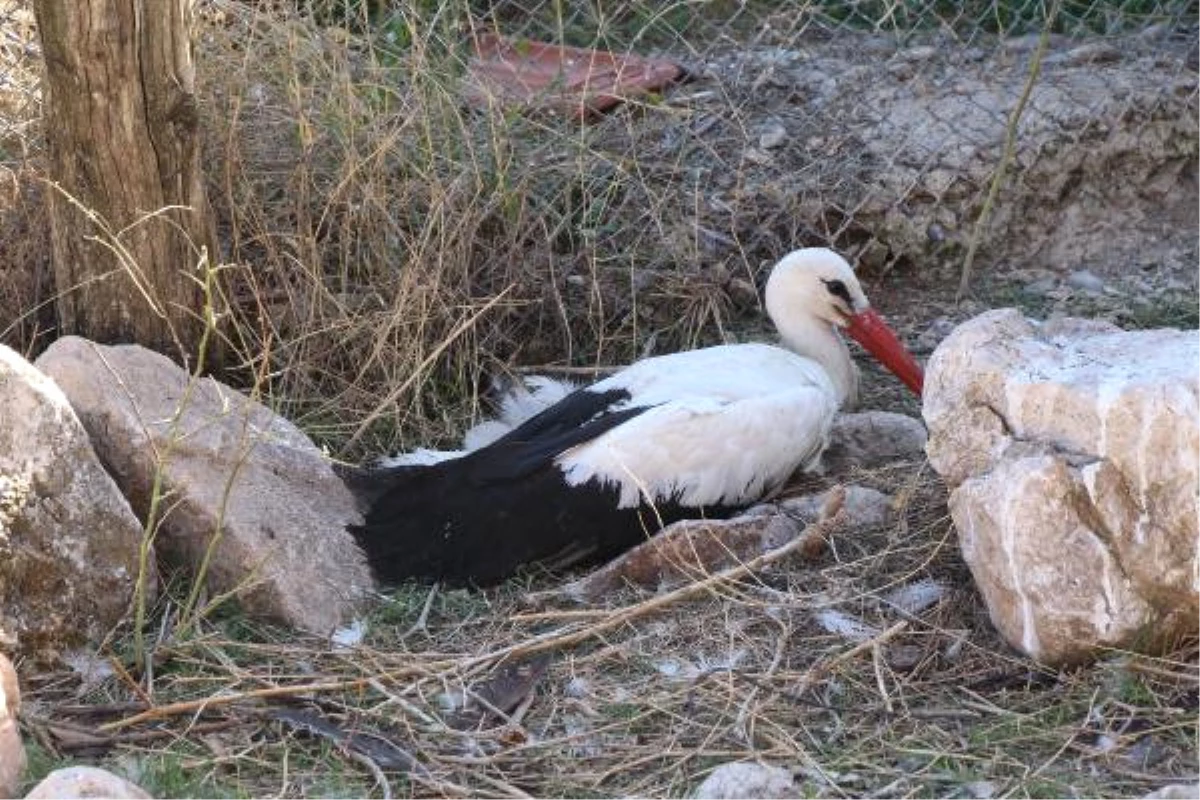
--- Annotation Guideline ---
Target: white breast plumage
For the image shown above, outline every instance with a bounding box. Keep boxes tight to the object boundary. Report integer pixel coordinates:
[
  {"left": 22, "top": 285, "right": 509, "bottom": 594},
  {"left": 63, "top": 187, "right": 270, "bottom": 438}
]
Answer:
[{"left": 556, "top": 344, "right": 838, "bottom": 508}]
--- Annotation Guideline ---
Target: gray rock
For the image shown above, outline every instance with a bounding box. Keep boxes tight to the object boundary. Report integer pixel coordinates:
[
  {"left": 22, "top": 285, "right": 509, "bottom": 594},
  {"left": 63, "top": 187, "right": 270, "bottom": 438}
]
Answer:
[
  {"left": 823, "top": 411, "right": 928, "bottom": 474},
  {"left": 1055, "top": 43, "right": 1122, "bottom": 67},
  {"left": 1023, "top": 277, "right": 1059, "bottom": 296},
  {"left": 0, "top": 345, "right": 148, "bottom": 663},
  {"left": 693, "top": 762, "right": 799, "bottom": 800},
  {"left": 916, "top": 316, "right": 960, "bottom": 352},
  {"left": 36, "top": 337, "right": 373, "bottom": 636},
  {"left": 1067, "top": 269, "right": 1106, "bottom": 293},
  {"left": 1142, "top": 785, "right": 1200, "bottom": 799},
  {"left": 776, "top": 485, "right": 895, "bottom": 529},
  {"left": 894, "top": 45, "right": 937, "bottom": 63},
  {"left": 24, "top": 766, "right": 151, "bottom": 799},
  {"left": 758, "top": 120, "right": 788, "bottom": 150},
  {"left": 923, "top": 310, "right": 1198, "bottom": 665}
]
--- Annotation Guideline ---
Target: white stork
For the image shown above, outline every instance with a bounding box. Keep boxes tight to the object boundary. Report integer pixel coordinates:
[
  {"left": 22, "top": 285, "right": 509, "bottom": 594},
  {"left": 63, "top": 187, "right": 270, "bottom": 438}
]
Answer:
[{"left": 342, "top": 248, "right": 924, "bottom": 586}]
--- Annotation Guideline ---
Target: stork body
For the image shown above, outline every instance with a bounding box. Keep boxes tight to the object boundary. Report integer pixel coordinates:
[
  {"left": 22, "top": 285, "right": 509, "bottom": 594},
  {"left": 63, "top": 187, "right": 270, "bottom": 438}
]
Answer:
[{"left": 343, "top": 249, "right": 924, "bottom": 587}]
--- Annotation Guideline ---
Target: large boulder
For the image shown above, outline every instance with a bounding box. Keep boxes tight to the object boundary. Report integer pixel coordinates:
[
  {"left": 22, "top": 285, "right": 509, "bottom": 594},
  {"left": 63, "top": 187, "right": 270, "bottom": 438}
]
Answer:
[
  {"left": 0, "top": 653, "right": 23, "bottom": 798},
  {"left": 36, "top": 337, "right": 373, "bottom": 636},
  {"left": 0, "top": 345, "right": 148, "bottom": 663},
  {"left": 923, "top": 310, "right": 1198, "bottom": 664}
]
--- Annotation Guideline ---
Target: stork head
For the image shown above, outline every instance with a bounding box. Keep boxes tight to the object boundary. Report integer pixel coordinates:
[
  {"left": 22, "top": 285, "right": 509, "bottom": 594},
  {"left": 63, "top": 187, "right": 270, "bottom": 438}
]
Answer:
[{"left": 764, "top": 248, "right": 924, "bottom": 396}]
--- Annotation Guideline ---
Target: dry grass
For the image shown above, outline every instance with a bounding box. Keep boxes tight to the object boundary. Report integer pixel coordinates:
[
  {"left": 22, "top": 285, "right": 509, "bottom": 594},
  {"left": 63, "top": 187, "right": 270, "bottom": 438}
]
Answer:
[
  {"left": 191, "top": 0, "right": 773, "bottom": 459},
  {"left": 1, "top": 1, "right": 1196, "bottom": 797},
  {"left": 19, "top": 464, "right": 1198, "bottom": 798}
]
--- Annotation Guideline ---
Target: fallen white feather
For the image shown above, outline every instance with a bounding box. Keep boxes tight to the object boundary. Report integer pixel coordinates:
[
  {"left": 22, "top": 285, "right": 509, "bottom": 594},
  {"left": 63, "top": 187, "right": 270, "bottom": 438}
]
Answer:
[
  {"left": 814, "top": 609, "right": 880, "bottom": 643},
  {"left": 881, "top": 578, "right": 947, "bottom": 615},
  {"left": 330, "top": 618, "right": 366, "bottom": 649}
]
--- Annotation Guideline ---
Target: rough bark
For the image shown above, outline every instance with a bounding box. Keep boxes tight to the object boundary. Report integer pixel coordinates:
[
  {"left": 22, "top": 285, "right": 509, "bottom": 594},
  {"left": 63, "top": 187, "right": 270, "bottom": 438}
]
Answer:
[{"left": 33, "top": 0, "right": 220, "bottom": 367}]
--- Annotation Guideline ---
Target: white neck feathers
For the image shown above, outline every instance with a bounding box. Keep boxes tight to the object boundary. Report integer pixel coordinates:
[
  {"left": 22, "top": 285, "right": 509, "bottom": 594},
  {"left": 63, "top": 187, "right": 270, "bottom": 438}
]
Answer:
[{"left": 773, "top": 313, "right": 859, "bottom": 408}]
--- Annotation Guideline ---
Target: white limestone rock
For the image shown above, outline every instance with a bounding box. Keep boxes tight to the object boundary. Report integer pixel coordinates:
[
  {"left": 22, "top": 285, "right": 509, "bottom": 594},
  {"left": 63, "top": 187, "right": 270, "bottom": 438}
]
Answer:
[
  {"left": 923, "top": 309, "right": 1198, "bottom": 664},
  {"left": 693, "top": 762, "right": 799, "bottom": 800},
  {"left": 36, "top": 337, "right": 373, "bottom": 636},
  {"left": 0, "top": 653, "right": 24, "bottom": 798},
  {"left": 24, "top": 766, "right": 151, "bottom": 799},
  {"left": 0, "top": 345, "right": 148, "bottom": 663},
  {"left": 1142, "top": 785, "right": 1200, "bottom": 800}
]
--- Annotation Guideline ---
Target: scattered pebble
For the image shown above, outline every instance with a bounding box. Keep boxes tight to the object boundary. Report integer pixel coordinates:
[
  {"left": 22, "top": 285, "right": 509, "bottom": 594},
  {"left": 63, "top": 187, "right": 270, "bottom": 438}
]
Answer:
[
  {"left": 1067, "top": 269, "right": 1106, "bottom": 293},
  {"left": 1054, "top": 42, "right": 1122, "bottom": 67},
  {"left": 962, "top": 779, "right": 997, "bottom": 799},
  {"left": 895, "top": 45, "right": 938, "bottom": 63},
  {"left": 693, "top": 762, "right": 799, "bottom": 800},
  {"left": 916, "top": 316, "right": 958, "bottom": 352},
  {"left": 742, "top": 147, "right": 773, "bottom": 165},
  {"left": 758, "top": 121, "right": 788, "bottom": 149},
  {"left": 1023, "top": 277, "right": 1058, "bottom": 296},
  {"left": 885, "top": 644, "right": 925, "bottom": 671},
  {"left": 1143, "top": 785, "right": 1200, "bottom": 799}
]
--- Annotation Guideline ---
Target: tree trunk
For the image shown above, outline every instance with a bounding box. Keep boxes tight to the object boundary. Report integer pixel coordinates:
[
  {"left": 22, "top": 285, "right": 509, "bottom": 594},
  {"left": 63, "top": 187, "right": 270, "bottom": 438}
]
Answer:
[{"left": 33, "top": 0, "right": 221, "bottom": 367}]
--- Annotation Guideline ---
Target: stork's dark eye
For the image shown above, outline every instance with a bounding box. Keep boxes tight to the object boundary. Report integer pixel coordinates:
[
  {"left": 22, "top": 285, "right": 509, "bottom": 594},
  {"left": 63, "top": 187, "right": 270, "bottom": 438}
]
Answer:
[{"left": 823, "top": 278, "right": 853, "bottom": 305}]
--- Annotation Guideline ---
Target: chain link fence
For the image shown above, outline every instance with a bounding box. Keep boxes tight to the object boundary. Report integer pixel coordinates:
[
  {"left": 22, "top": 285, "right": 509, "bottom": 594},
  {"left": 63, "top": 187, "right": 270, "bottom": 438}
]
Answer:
[
  {"left": 427, "top": 0, "right": 1198, "bottom": 277},
  {"left": 0, "top": 0, "right": 1196, "bottom": 439}
]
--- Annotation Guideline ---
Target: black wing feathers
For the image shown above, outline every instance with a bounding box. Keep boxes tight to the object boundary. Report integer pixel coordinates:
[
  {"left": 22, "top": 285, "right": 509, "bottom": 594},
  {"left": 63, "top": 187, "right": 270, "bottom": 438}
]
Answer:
[{"left": 343, "top": 387, "right": 678, "bottom": 586}]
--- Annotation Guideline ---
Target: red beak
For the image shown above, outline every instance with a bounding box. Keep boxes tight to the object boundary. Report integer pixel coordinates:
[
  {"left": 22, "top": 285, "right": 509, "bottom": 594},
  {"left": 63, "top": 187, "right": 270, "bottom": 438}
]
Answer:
[{"left": 845, "top": 308, "right": 924, "bottom": 396}]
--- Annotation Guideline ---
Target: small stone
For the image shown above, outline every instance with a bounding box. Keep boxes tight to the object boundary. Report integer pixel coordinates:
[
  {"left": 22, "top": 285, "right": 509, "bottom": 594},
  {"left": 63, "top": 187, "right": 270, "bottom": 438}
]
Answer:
[
  {"left": 25, "top": 767, "right": 151, "bottom": 799},
  {"left": 1023, "top": 277, "right": 1058, "bottom": 296},
  {"left": 885, "top": 644, "right": 925, "bottom": 671},
  {"left": 1067, "top": 269, "right": 1106, "bottom": 293},
  {"left": 962, "top": 780, "right": 997, "bottom": 799},
  {"left": 1142, "top": 785, "right": 1200, "bottom": 799},
  {"left": 895, "top": 45, "right": 937, "bottom": 63},
  {"left": 758, "top": 121, "right": 788, "bottom": 150},
  {"left": 693, "top": 762, "right": 799, "bottom": 799},
  {"left": 742, "top": 148, "right": 773, "bottom": 165},
  {"left": 823, "top": 411, "right": 927, "bottom": 474},
  {"left": 916, "top": 317, "right": 959, "bottom": 352},
  {"left": 777, "top": 485, "right": 895, "bottom": 529},
  {"left": 1059, "top": 43, "right": 1122, "bottom": 67}
]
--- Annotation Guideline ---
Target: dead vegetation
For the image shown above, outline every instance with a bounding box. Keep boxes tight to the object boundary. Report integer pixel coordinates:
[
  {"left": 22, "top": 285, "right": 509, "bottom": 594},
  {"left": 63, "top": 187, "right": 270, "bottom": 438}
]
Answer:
[
  {"left": 0, "top": 0, "right": 1197, "bottom": 797},
  {"left": 18, "top": 465, "right": 1199, "bottom": 798}
]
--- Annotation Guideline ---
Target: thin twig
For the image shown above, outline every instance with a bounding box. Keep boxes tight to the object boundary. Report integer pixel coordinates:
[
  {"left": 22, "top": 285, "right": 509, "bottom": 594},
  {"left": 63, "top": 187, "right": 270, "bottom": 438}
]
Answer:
[
  {"left": 347, "top": 751, "right": 392, "bottom": 800},
  {"left": 462, "top": 486, "right": 847, "bottom": 669},
  {"left": 103, "top": 488, "right": 847, "bottom": 732},
  {"left": 402, "top": 581, "right": 440, "bottom": 639},
  {"left": 957, "top": 0, "right": 1060, "bottom": 300}
]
